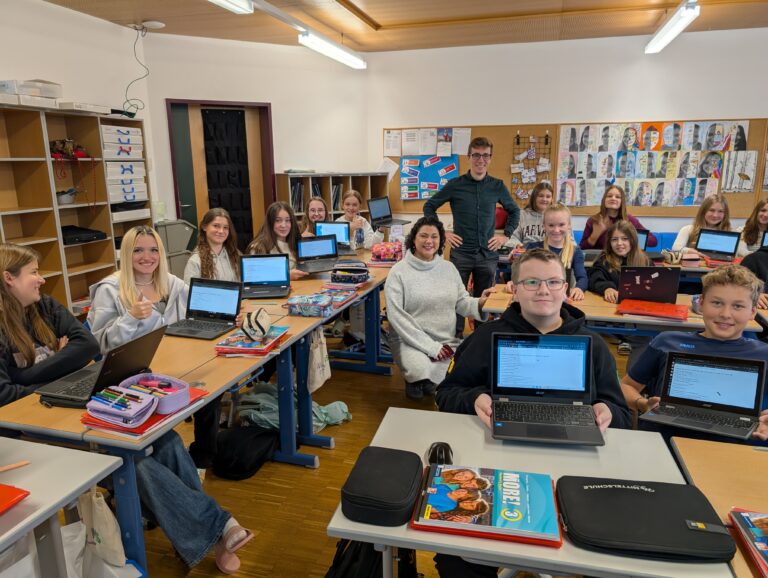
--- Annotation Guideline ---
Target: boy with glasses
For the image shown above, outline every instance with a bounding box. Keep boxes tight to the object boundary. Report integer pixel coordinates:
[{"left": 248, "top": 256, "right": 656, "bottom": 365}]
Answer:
[{"left": 424, "top": 136, "right": 520, "bottom": 336}]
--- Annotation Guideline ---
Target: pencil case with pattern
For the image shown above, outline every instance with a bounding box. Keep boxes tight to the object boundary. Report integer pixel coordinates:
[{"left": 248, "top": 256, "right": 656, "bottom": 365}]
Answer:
[
  {"left": 286, "top": 294, "right": 334, "bottom": 317},
  {"left": 86, "top": 386, "right": 158, "bottom": 428}
]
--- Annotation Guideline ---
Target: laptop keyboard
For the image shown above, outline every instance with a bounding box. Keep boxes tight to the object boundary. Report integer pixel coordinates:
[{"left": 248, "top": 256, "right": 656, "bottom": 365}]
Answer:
[
  {"left": 173, "top": 319, "right": 227, "bottom": 331},
  {"left": 57, "top": 377, "right": 96, "bottom": 398},
  {"left": 494, "top": 402, "right": 595, "bottom": 426},
  {"left": 656, "top": 406, "right": 752, "bottom": 429}
]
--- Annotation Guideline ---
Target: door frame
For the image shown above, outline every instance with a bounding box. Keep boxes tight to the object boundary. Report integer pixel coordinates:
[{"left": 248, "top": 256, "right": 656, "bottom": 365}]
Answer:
[{"left": 165, "top": 98, "right": 275, "bottom": 230}]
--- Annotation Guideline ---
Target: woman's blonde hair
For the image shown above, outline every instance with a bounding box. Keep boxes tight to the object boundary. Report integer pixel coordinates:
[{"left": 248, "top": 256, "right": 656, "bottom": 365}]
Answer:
[
  {"left": 118, "top": 226, "right": 170, "bottom": 309},
  {"left": 689, "top": 194, "right": 731, "bottom": 248},
  {"left": 543, "top": 203, "right": 575, "bottom": 269},
  {"left": 0, "top": 244, "right": 58, "bottom": 367},
  {"left": 341, "top": 189, "right": 364, "bottom": 208},
  {"left": 602, "top": 220, "right": 651, "bottom": 272}
]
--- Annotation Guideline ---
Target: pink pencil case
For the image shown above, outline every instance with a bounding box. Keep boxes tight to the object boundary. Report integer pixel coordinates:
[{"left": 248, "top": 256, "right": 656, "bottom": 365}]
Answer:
[{"left": 118, "top": 373, "right": 191, "bottom": 415}]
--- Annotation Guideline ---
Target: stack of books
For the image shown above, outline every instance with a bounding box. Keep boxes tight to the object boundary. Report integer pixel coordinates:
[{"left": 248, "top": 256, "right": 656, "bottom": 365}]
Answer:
[
  {"left": 729, "top": 508, "right": 768, "bottom": 576},
  {"left": 215, "top": 325, "right": 289, "bottom": 356}
]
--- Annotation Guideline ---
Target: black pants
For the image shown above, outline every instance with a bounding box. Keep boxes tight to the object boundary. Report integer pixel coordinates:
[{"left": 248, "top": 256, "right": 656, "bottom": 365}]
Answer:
[
  {"left": 433, "top": 554, "right": 498, "bottom": 577},
  {"left": 188, "top": 399, "right": 221, "bottom": 469},
  {"left": 450, "top": 250, "right": 498, "bottom": 334}
]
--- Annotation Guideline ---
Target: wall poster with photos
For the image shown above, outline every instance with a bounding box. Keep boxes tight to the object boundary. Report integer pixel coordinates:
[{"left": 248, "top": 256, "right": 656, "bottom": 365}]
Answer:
[{"left": 556, "top": 120, "right": 750, "bottom": 208}]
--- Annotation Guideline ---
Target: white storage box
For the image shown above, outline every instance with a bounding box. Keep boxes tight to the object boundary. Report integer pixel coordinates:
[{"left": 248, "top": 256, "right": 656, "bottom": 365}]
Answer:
[
  {"left": 58, "top": 101, "right": 110, "bottom": 115},
  {"left": 108, "top": 180, "right": 147, "bottom": 201},
  {"left": 110, "top": 189, "right": 148, "bottom": 204},
  {"left": 106, "top": 161, "right": 145, "bottom": 181},
  {"left": 0, "top": 93, "right": 19, "bottom": 105},
  {"left": 18, "top": 95, "right": 57, "bottom": 108},
  {"left": 0, "top": 79, "right": 63, "bottom": 98},
  {"left": 104, "top": 144, "right": 144, "bottom": 160},
  {"left": 111, "top": 207, "right": 151, "bottom": 223},
  {"left": 101, "top": 132, "right": 143, "bottom": 146},
  {"left": 101, "top": 125, "right": 142, "bottom": 138}
]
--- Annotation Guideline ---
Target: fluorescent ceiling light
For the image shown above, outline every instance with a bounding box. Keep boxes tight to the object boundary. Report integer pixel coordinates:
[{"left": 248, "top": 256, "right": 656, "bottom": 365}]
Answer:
[
  {"left": 208, "top": 0, "right": 254, "bottom": 15},
  {"left": 645, "top": 0, "right": 700, "bottom": 54},
  {"left": 298, "top": 32, "right": 367, "bottom": 70}
]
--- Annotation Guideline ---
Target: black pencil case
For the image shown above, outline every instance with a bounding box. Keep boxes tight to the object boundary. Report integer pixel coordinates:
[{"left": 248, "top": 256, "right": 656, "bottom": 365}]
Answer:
[
  {"left": 341, "top": 446, "right": 423, "bottom": 526},
  {"left": 557, "top": 476, "right": 735, "bottom": 562}
]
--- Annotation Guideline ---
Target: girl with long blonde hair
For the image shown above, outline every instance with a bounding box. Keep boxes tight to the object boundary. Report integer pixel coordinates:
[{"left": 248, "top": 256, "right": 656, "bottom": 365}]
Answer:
[{"left": 672, "top": 194, "right": 732, "bottom": 255}]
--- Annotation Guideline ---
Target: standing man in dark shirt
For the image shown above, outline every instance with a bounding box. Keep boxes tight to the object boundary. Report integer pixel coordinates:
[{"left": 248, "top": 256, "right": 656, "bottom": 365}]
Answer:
[{"left": 423, "top": 137, "right": 520, "bottom": 336}]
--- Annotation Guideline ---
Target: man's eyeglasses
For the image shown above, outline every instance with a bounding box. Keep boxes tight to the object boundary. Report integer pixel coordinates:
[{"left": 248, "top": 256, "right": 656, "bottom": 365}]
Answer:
[
  {"left": 470, "top": 153, "right": 492, "bottom": 160},
  {"left": 518, "top": 278, "right": 566, "bottom": 291}
]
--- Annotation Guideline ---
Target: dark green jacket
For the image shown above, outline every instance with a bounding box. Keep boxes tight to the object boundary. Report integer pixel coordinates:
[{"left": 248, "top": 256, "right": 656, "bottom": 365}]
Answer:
[{"left": 423, "top": 171, "right": 519, "bottom": 258}]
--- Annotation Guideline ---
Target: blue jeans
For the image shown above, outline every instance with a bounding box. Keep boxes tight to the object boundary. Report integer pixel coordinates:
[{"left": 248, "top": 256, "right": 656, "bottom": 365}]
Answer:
[{"left": 135, "top": 431, "right": 231, "bottom": 567}]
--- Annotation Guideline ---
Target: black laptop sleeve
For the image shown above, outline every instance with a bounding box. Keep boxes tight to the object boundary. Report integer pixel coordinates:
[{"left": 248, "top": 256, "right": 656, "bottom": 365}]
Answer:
[
  {"left": 341, "top": 446, "right": 423, "bottom": 526},
  {"left": 556, "top": 476, "right": 735, "bottom": 562}
]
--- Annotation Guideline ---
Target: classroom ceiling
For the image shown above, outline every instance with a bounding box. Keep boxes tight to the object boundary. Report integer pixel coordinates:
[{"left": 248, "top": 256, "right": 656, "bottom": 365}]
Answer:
[{"left": 45, "top": 0, "right": 768, "bottom": 52}]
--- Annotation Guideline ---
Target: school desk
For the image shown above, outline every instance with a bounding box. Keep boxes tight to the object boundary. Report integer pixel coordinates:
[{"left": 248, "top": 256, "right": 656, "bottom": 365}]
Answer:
[
  {"left": 0, "top": 437, "right": 121, "bottom": 578},
  {"left": 671, "top": 437, "right": 768, "bottom": 578},
  {"left": 327, "top": 408, "right": 732, "bottom": 578}
]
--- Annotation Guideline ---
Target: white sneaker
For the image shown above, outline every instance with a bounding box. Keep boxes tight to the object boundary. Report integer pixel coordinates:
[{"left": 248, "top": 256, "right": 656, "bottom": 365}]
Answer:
[{"left": 197, "top": 468, "right": 206, "bottom": 484}]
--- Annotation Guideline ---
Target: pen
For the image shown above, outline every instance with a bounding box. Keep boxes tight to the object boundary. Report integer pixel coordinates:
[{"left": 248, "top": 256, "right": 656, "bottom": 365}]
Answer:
[
  {"left": 104, "top": 388, "right": 141, "bottom": 402},
  {"left": 752, "top": 446, "right": 768, "bottom": 452},
  {"left": 0, "top": 461, "right": 30, "bottom": 473},
  {"left": 92, "top": 396, "right": 127, "bottom": 409}
]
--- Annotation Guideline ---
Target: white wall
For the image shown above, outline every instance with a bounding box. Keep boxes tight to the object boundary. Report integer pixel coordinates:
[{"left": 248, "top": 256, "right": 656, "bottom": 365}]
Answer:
[
  {"left": 365, "top": 28, "right": 768, "bottom": 231},
  {"left": 143, "top": 33, "right": 368, "bottom": 216}
]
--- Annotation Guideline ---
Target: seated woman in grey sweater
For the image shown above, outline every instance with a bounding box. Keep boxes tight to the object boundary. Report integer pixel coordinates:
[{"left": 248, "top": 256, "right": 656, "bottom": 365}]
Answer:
[{"left": 385, "top": 216, "right": 494, "bottom": 400}]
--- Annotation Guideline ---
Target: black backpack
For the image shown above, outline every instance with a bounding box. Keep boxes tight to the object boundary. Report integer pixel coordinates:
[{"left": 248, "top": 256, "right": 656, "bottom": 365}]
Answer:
[
  {"left": 324, "top": 540, "right": 420, "bottom": 578},
  {"left": 211, "top": 425, "right": 278, "bottom": 480}
]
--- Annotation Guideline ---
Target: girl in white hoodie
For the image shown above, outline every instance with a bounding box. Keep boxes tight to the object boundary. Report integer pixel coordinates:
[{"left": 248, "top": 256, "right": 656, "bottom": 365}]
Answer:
[{"left": 506, "top": 182, "right": 553, "bottom": 248}]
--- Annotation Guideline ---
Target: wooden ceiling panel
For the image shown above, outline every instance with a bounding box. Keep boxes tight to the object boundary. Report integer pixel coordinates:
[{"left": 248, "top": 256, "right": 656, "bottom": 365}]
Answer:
[{"left": 44, "top": 0, "right": 768, "bottom": 52}]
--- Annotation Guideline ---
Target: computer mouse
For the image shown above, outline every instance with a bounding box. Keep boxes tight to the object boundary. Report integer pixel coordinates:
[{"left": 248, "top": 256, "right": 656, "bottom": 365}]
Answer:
[{"left": 426, "top": 441, "right": 453, "bottom": 465}]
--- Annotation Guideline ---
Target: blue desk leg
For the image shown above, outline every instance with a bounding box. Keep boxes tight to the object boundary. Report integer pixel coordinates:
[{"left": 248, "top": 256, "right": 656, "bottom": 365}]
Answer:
[
  {"left": 295, "top": 336, "right": 335, "bottom": 449},
  {"left": 330, "top": 288, "right": 392, "bottom": 375},
  {"left": 273, "top": 346, "right": 320, "bottom": 468},
  {"left": 109, "top": 447, "right": 147, "bottom": 573}
]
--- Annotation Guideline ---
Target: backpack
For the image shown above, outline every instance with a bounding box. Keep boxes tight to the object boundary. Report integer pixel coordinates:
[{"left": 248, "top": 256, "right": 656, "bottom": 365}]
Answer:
[
  {"left": 324, "top": 540, "right": 420, "bottom": 578},
  {"left": 211, "top": 425, "right": 279, "bottom": 480}
]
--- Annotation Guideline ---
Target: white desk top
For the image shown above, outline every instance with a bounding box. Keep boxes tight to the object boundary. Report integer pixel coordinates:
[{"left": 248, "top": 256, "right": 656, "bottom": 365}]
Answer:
[
  {"left": 0, "top": 437, "right": 121, "bottom": 551},
  {"left": 327, "top": 408, "right": 731, "bottom": 578}
]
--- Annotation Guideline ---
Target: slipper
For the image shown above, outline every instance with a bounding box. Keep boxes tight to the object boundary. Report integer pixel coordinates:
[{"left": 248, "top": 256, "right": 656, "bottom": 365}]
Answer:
[
  {"left": 215, "top": 542, "right": 240, "bottom": 574},
  {"left": 223, "top": 525, "right": 254, "bottom": 553}
]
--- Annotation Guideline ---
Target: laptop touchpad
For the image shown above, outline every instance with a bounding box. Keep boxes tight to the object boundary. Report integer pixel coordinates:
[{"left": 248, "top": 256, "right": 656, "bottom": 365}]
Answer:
[{"left": 527, "top": 425, "right": 568, "bottom": 439}]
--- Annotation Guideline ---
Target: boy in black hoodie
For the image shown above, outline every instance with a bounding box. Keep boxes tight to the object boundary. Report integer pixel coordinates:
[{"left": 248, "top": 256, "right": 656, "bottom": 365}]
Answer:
[{"left": 437, "top": 248, "right": 631, "bottom": 431}]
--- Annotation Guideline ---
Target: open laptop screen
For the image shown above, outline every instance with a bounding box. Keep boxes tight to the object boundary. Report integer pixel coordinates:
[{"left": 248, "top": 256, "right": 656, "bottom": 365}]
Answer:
[
  {"left": 762, "top": 230, "right": 768, "bottom": 247},
  {"left": 695, "top": 229, "right": 740, "bottom": 256},
  {"left": 298, "top": 236, "right": 337, "bottom": 259},
  {"left": 635, "top": 229, "right": 649, "bottom": 251},
  {"left": 188, "top": 280, "right": 240, "bottom": 318},
  {"left": 316, "top": 222, "right": 350, "bottom": 244},
  {"left": 492, "top": 334, "right": 590, "bottom": 398},
  {"left": 663, "top": 353, "right": 764, "bottom": 413},
  {"left": 368, "top": 197, "right": 391, "bottom": 221},
  {"left": 241, "top": 255, "right": 289, "bottom": 285}
]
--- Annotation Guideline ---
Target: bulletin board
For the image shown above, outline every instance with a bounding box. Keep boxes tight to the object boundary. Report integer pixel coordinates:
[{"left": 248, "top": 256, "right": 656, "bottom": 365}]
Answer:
[{"left": 383, "top": 118, "right": 768, "bottom": 218}]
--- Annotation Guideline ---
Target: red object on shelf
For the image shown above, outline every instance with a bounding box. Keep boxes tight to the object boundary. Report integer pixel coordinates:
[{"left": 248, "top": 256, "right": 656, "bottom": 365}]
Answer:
[{"left": 616, "top": 299, "right": 689, "bottom": 321}]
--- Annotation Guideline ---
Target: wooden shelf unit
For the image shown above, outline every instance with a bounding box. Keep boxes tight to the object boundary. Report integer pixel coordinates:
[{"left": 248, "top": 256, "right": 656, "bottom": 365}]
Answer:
[
  {"left": 0, "top": 105, "right": 152, "bottom": 312},
  {"left": 275, "top": 172, "right": 388, "bottom": 220}
]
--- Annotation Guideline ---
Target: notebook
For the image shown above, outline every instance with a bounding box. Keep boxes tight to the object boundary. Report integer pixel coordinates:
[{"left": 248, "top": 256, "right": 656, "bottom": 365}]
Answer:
[
  {"left": 296, "top": 235, "right": 338, "bottom": 273},
  {"left": 695, "top": 229, "right": 740, "bottom": 261},
  {"left": 315, "top": 222, "right": 356, "bottom": 256},
  {"left": 36, "top": 326, "right": 166, "bottom": 407},
  {"left": 367, "top": 196, "right": 410, "bottom": 228},
  {"left": 490, "top": 333, "right": 604, "bottom": 446},
  {"left": 165, "top": 278, "right": 241, "bottom": 339},
  {"left": 240, "top": 254, "right": 290, "bottom": 299},
  {"left": 640, "top": 352, "right": 766, "bottom": 440},
  {"left": 618, "top": 266, "right": 680, "bottom": 303}
]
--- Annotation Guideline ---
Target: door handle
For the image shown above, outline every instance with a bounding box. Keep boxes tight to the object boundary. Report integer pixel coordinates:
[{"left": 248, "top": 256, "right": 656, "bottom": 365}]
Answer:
[{"left": 180, "top": 204, "right": 192, "bottom": 208}]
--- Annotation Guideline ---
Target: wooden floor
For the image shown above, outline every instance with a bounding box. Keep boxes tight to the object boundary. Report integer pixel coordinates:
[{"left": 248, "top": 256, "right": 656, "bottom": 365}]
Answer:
[{"left": 145, "top": 337, "right": 629, "bottom": 577}]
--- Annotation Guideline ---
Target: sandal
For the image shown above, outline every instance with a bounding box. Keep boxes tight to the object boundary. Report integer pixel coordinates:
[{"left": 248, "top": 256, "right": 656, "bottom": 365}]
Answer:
[{"left": 215, "top": 525, "right": 254, "bottom": 574}]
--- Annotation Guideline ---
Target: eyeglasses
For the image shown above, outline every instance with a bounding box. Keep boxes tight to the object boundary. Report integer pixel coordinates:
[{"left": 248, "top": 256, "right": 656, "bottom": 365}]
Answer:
[
  {"left": 518, "top": 278, "right": 566, "bottom": 291},
  {"left": 470, "top": 153, "right": 492, "bottom": 160}
]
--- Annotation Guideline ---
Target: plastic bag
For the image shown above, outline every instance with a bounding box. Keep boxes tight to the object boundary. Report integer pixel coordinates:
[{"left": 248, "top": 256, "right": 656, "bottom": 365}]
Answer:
[
  {"left": 77, "top": 490, "right": 125, "bottom": 567},
  {"left": 308, "top": 328, "right": 331, "bottom": 393}
]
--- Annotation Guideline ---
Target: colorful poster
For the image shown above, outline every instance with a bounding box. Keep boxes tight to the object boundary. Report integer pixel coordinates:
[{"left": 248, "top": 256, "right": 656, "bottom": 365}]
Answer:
[
  {"left": 640, "top": 123, "right": 662, "bottom": 151},
  {"left": 436, "top": 128, "right": 453, "bottom": 157},
  {"left": 721, "top": 151, "right": 757, "bottom": 192},
  {"left": 399, "top": 155, "right": 459, "bottom": 200}
]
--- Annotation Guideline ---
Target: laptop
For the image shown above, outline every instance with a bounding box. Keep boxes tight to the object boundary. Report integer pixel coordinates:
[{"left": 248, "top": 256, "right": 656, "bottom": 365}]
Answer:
[
  {"left": 165, "top": 278, "right": 241, "bottom": 339},
  {"left": 761, "top": 230, "right": 768, "bottom": 248},
  {"left": 240, "top": 254, "right": 290, "bottom": 299},
  {"left": 36, "top": 326, "right": 166, "bottom": 407},
  {"left": 636, "top": 229, "right": 664, "bottom": 262},
  {"left": 296, "top": 235, "right": 339, "bottom": 273},
  {"left": 618, "top": 266, "right": 680, "bottom": 303},
  {"left": 695, "top": 229, "right": 741, "bottom": 261},
  {"left": 367, "top": 197, "right": 410, "bottom": 228},
  {"left": 315, "top": 222, "right": 356, "bottom": 256},
  {"left": 490, "top": 333, "right": 604, "bottom": 446},
  {"left": 640, "top": 352, "right": 765, "bottom": 440}
]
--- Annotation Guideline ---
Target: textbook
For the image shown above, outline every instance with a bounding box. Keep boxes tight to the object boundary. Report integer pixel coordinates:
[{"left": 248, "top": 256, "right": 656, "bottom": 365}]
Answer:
[
  {"left": 729, "top": 508, "right": 768, "bottom": 577},
  {"left": 215, "top": 326, "right": 289, "bottom": 356},
  {"left": 410, "top": 464, "right": 562, "bottom": 547},
  {"left": 616, "top": 299, "right": 689, "bottom": 321},
  {"left": 319, "top": 288, "right": 358, "bottom": 309}
]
